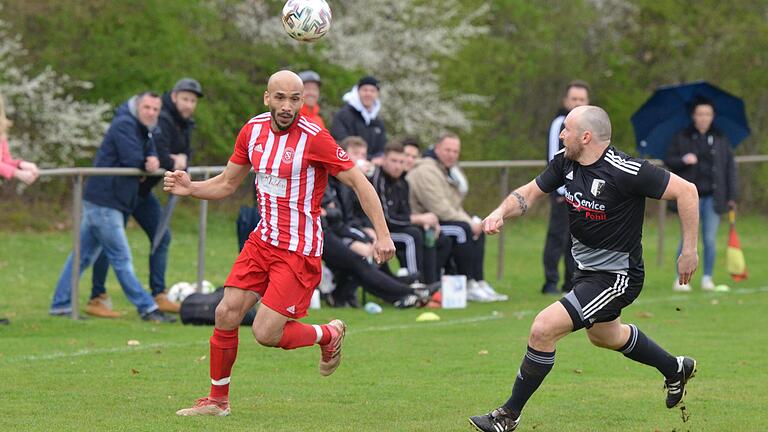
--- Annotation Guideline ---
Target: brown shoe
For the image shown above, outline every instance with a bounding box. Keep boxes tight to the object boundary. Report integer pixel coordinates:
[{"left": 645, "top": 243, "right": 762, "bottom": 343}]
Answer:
[
  {"left": 85, "top": 294, "right": 121, "bottom": 318},
  {"left": 155, "top": 293, "right": 181, "bottom": 313}
]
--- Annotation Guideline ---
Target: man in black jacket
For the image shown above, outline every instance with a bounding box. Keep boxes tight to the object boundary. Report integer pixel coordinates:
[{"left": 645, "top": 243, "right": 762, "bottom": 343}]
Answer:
[
  {"left": 371, "top": 140, "right": 442, "bottom": 284},
  {"left": 330, "top": 76, "right": 387, "bottom": 161},
  {"left": 90, "top": 78, "right": 203, "bottom": 314},
  {"left": 541, "top": 80, "right": 590, "bottom": 295},
  {"left": 665, "top": 98, "right": 738, "bottom": 292}
]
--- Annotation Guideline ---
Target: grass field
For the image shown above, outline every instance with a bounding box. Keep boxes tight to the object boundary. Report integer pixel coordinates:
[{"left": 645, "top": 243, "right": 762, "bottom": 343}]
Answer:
[{"left": 1, "top": 206, "right": 767, "bottom": 431}]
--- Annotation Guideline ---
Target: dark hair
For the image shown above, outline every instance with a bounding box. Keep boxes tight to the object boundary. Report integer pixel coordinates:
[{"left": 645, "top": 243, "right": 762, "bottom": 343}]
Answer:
[
  {"left": 340, "top": 136, "right": 367, "bottom": 151},
  {"left": 565, "top": 80, "right": 591, "bottom": 97},
  {"left": 435, "top": 132, "right": 460, "bottom": 146},
  {"left": 137, "top": 91, "right": 161, "bottom": 102},
  {"left": 690, "top": 96, "right": 715, "bottom": 114},
  {"left": 400, "top": 135, "right": 421, "bottom": 151},
  {"left": 383, "top": 140, "right": 404, "bottom": 155}
]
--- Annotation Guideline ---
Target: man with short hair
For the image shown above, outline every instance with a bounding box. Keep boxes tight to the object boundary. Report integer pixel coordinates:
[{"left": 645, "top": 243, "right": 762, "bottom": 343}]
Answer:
[
  {"left": 371, "top": 140, "right": 441, "bottom": 283},
  {"left": 298, "top": 70, "right": 325, "bottom": 128},
  {"left": 330, "top": 75, "right": 387, "bottom": 160},
  {"left": 541, "top": 80, "right": 590, "bottom": 295},
  {"left": 401, "top": 135, "right": 421, "bottom": 173},
  {"left": 89, "top": 78, "right": 203, "bottom": 316},
  {"left": 168, "top": 70, "right": 395, "bottom": 417},
  {"left": 469, "top": 106, "right": 700, "bottom": 432},
  {"left": 407, "top": 133, "right": 507, "bottom": 302},
  {"left": 50, "top": 92, "right": 176, "bottom": 323}
]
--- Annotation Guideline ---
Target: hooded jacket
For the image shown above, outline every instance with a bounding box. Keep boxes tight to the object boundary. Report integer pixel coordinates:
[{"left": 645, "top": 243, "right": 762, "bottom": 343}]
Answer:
[
  {"left": 138, "top": 91, "right": 195, "bottom": 195},
  {"left": 330, "top": 86, "right": 387, "bottom": 158},
  {"left": 664, "top": 126, "right": 738, "bottom": 214},
  {"left": 405, "top": 155, "right": 472, "bottom": 224},
  {"left": 83, "top": 96, "right": 157, "bottom": 213}
]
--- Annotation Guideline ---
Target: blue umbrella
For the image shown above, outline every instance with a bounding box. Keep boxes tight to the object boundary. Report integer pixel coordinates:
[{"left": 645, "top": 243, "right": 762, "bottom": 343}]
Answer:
[{"left": 631, "top": 81, "right": 750, "bottom": 158}]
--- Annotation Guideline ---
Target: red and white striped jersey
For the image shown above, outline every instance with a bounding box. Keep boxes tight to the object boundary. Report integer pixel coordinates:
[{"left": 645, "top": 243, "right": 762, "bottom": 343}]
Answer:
[{"left": 230, "top": 112, "right": 354, "bottom": 256}]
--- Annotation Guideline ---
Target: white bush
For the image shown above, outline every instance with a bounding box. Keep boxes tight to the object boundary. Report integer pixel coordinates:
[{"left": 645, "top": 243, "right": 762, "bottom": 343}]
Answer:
[
  {"left": 221, "top": 0, "right": 488, "bottom": 142},
  {"left": 0, "top": 16, "right": 110, "bottom": 168}
]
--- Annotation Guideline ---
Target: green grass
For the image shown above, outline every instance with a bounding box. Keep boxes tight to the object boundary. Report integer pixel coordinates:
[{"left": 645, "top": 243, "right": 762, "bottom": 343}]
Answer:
[{"left": 1, "top": 206, "right": 767, "bottom": 431}]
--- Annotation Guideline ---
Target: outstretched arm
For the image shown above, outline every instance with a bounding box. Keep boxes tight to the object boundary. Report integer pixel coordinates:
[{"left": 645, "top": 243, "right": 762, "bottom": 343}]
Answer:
[
  {"left": 482, "top": 179, "right": 548, "bottom": 235},
  {"left": 661, "top": 173, "right": 699, "bottom": 285},
  {"left": 163, "top": 161, "right": 251, "bottom": 200},
  {"left": 335, "top": 167, "right": 395, "bottom": 264}
]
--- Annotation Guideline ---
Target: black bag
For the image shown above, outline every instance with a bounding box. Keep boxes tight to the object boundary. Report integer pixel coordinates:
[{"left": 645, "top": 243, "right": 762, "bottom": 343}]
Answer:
[{"left": 180, "top": 288, "right": 257, "bottom": 326}]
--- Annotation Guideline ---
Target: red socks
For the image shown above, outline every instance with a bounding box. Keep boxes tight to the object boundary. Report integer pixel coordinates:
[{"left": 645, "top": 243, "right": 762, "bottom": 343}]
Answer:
[
  {"left": 277, "top": 321, "right": 331, "bottom": 350},
  {"left": 209, "top": 328, "right": 239, "bottom": 399}
]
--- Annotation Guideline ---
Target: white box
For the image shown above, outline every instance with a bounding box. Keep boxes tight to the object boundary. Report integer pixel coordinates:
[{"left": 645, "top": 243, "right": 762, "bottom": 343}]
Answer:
[{"left": 441, "top": 275, "right": 467, "bottom": 309}]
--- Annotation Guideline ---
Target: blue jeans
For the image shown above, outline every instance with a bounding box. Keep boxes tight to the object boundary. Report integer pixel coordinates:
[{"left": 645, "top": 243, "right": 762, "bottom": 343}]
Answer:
[
  {"left": 677, "top": 195, "right": 720, "bottom": 277},
  {"left": 91, "top": 192, "right": 170, "bottom": 298},
  {"left": 50, "top": 201, "right": 158, "bottom": 315}
]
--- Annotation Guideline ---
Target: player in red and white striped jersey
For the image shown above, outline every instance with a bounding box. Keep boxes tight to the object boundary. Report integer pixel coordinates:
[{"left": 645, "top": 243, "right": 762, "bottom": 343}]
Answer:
[{"left": 165, "top": 70, "right": 395, "bottom": 417}]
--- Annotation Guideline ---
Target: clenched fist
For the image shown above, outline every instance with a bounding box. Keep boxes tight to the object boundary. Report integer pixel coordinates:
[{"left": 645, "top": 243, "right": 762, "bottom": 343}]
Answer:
[{"left": 163, "top": 170, "right": 193, "bottom": 196}]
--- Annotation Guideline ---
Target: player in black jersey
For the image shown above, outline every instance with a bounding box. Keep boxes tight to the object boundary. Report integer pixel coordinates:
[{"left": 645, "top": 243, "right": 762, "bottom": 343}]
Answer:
[{"left": 469, "top": 106, "right": 701, "bottom": 432}]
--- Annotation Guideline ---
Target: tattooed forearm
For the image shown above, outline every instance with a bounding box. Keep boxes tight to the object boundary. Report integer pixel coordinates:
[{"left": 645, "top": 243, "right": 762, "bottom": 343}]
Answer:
[{"left": 511, "top": 191, "right": 528, "bottom": 215}]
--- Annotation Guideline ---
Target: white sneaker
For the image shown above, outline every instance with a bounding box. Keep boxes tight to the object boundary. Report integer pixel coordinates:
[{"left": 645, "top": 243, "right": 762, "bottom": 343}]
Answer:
[
  {"left": 701, "top": 276, "right": 715, "bottom": 291},
  {"left": 477, "top": 280, "right": 509, "bottom": 302},
  {"left": 673, "top": 279, "right": 692, "bottom": 292},
  {"left": 467, "top": 280, "right": 494, "bottom": 302}
]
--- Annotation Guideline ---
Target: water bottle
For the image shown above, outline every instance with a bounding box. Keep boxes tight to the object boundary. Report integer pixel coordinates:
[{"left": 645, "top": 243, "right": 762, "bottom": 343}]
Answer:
[
  {"left": 424, "top": 227, "right": 436, "bottom": 248},
  {"left": 364, "top": 302, "right": 383, "bottom": 314}
]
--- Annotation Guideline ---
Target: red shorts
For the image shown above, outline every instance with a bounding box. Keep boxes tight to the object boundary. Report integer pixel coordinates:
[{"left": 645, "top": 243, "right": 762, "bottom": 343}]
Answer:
[{"left": 224, "top": 236, "right": 322, "bottom": 319}]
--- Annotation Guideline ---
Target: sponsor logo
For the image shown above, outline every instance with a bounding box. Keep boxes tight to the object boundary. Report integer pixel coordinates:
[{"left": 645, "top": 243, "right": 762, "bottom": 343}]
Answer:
[
  {"left": 255, "top": 144, "right": 264, "bottom": 153},
  {"left": 286, "top": 305, "right": 296, "bottom": 314},
  {"left": 282, "top": 147, "right": 295, "bottom": 164},
  {"left": 564, "top": 187, "right": 607, "bottom": 220},
  {"left": 336, "top": 148, "right": 350, "bottom": 161},
  {"left": 566, "top": 171, "right": 574, "bottom": 180},
  {"left": 590, "top": 179, "right": 606, "bottom": 197}
]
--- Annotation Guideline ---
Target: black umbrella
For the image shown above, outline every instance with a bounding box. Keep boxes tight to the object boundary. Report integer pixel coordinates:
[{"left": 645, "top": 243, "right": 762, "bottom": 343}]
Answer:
[{"left": 631, "top": 81, "right": 750, "bottom": 158}]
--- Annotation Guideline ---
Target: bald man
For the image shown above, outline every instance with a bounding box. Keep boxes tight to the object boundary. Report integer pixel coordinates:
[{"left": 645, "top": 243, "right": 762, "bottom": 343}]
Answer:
[
  {"left": 167, "top": 70, "right": 395, "bottom": 417},
  {"left": 469, "top": 106, "right": 701, "bottom": 431}
]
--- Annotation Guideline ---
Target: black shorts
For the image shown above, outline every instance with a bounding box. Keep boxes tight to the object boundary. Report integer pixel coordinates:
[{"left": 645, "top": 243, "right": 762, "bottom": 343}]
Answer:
[{"left": 559, "top": 270, "right": 643, "bottom": 331}]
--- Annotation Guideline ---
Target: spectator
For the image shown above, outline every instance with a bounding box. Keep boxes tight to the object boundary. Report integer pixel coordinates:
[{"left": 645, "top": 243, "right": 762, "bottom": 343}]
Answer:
[
  {"left": 89, "top": 78, "right": 203, "bottom": 315},
  {"left": 542, "top": 80, "right": 590, "bottom": 295},
  {"left": 407, "top": 133, "right": 507, "bottom": 302},
  {"left": 297, "top": 70, "right": 326, "bottom": 128},
  {"left": 1, "top": 92, "right": 39, "bottom": 325},
  {"left": 401, "top": 135, "right": 421, "bottom": 173},
  {"left": 370, "top": 140, "right": 441, "bottom": 284},
  {"left": 330, "top": 76, "right": 387, "bottom": 161},
  {"left": 321, "top": 188, "right": 435, "bottom": 308},
  {"left": 330, "top": 137, "right": 376, "bottom": 255},
  {"left": 49, "top": 92, "right": 175, "bottom": 323},
  {"left": 665, "top": 97, "right": 738, "bottom": 292},
  {"left": 0, "top": 93, "right": 39, "bottom": 186}
]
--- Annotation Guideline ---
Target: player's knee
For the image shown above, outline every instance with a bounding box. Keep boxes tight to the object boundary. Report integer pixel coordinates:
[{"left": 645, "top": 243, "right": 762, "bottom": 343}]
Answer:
[
  {"left": 529, "top": 314, "right": 558, "bottom": 347},
  {"left": 214, "top": 302, "right": 240, "bottom": 327},
  {"left": 252, "top": 326, "right": 281, "bottom": 347}
]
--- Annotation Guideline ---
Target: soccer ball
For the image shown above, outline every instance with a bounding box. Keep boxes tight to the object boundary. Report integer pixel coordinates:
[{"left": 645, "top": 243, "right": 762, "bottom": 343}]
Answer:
[{"left": 281, "top": 0, "right": 332, "bottom": 42}]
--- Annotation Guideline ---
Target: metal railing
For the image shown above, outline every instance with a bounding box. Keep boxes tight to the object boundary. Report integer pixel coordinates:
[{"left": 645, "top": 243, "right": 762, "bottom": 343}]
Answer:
[{"left": 37, "top": 154, "right": 768, "bottom": 319}]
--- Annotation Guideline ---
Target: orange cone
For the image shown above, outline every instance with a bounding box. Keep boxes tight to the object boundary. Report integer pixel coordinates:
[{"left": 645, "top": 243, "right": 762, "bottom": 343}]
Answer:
[{"left": 726, "top": 210, "right": 748, "bottom": 281}]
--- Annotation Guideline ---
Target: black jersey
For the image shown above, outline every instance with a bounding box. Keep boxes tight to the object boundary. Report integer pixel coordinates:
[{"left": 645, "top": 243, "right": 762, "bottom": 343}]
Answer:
[{"left": 535, "top": 146, "right": 670, "bottom": 277}]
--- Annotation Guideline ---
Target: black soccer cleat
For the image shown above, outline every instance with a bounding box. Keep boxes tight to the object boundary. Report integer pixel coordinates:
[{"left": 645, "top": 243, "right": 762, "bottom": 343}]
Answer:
[
  {"left": 469, "top": 406, "right": 520, "bottom": 432},
  {"left": 665, "top": 356, "right": 697, "bottom": 408}
]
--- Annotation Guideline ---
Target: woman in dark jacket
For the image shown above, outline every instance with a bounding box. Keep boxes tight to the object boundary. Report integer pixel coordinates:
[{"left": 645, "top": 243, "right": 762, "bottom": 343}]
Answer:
[{"left": 665, "top": 99, "right": 738, "bottom": 292}]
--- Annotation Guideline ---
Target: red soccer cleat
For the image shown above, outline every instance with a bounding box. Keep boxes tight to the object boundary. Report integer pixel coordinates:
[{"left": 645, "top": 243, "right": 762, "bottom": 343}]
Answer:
[
  {"left": 318, "top": 319, "right": 346, "bottom": 376},
  {"left": 176, "top": 397, "right": 230, "bottom": 416}
]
